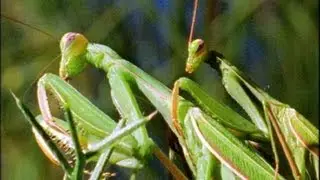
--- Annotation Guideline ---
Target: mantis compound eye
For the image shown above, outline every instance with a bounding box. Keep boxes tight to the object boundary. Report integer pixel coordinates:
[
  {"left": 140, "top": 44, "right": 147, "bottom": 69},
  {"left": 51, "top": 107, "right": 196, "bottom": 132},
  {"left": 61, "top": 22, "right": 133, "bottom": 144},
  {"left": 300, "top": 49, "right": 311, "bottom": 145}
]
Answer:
[
  {"left": 59, "top": 32, "right": 89, "bottom": 79},
  {"left": 60, "top": 32, "right": 76, "bottom": 51},
  {"left": 195, "top": 39, "right": 205, "bottom": 55}
]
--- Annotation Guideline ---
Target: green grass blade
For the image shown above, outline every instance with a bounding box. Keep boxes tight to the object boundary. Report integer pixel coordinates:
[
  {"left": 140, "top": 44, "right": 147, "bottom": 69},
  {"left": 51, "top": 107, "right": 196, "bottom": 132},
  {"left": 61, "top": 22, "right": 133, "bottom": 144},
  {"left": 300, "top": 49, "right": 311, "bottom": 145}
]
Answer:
[
  {"left": 89, "top": 148, "right": 114, "bottom": 180},
  {"left": 89, "top": 118, "right": 125, "bottom": 180},
  {"left": 63, "top": 104, "right": 86, "bottom": 179}
]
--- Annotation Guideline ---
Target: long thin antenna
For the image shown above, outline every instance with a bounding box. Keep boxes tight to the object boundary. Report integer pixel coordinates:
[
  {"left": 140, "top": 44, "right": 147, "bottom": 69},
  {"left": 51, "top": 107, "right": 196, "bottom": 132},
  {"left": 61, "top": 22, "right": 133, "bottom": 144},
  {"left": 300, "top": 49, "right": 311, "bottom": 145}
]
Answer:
[
  {"left": 1, "top": 13, "right": 58, "bottom": 42},
  {"left": 23, "top": 54, "right": 61, "bottom": 102},
  {"left": 1, "top": 13, "right": 61, "bottom": 101},
  {"left": 188, "top": 0, "right": 199, "bottom": 44}
]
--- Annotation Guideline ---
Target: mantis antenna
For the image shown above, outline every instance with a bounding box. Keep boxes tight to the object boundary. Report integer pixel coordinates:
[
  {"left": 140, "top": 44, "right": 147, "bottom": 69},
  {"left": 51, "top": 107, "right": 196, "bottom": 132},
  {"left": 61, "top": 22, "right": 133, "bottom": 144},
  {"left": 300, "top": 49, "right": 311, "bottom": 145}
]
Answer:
[
  {"left": 22, "top": 54, "right": 62, "bottom": 102},
  {"left": 1, "top": 13, "right": 61, "bottom": 102},
  {"left": 1, "top": 13, "right": 58, "bottom": 41},
  {"left": 188, "top": 0, "right": 199, "bottom": 44}
]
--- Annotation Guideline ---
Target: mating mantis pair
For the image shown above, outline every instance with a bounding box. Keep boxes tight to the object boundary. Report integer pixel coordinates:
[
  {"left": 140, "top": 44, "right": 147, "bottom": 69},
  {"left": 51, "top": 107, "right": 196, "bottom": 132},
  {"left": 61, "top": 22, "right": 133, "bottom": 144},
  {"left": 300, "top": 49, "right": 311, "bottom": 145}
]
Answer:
[
  {"left": 10, "top": 1, "right": 319, "bottom": 179},
  {"left": 13, "top": 31, "right": 319, "bottom": 179}
]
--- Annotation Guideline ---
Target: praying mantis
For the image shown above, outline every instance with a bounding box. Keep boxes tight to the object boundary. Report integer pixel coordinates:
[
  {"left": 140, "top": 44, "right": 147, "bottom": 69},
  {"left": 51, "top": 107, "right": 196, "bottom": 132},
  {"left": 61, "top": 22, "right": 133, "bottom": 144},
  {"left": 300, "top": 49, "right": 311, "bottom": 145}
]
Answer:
[
  {"left": 4, "top": 0, "right": 319, "bottom": 179},
  {"left": 12, "top": 31, "right": 274, "bottom": 179},
  {"left": 12, "top": 31, "right": 319, "bottom": 180}
]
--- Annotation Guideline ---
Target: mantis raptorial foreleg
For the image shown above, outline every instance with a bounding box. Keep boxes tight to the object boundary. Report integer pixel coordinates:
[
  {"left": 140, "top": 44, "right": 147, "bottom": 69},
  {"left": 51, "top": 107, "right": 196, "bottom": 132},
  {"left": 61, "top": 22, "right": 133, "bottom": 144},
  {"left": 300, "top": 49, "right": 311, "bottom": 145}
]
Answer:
[
  {"left": 171, "top": 77, "right": 267, "bottom": 141},
  {"left": 15, "top": 99, "right": 153, "bottom": 180},
  {"left": 13, "top": 93, "right": 118, "bottom": 179},
  {"left": 34, "top": 73, "right": 188, "bottom": 179},
  {"left": 12, "top": 93, "right": 74, "bottom": 175}
]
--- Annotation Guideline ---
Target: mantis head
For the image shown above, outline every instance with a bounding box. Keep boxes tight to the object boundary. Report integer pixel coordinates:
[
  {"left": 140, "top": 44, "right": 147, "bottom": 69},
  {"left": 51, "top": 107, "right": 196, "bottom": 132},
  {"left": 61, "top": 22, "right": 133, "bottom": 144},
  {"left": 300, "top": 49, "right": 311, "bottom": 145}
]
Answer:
[
  {"left": 186, "top": 39, "right": 208, "bottom": 73},
  {"left": 59, "top": 32, "right": 89, "bottom": 79}
]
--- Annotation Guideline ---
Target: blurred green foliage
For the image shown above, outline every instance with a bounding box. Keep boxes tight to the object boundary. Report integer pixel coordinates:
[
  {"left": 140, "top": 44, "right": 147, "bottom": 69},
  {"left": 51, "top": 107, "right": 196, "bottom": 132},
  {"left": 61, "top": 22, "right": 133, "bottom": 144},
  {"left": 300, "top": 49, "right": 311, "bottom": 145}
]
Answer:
[{"left": 1, "top": 0, "right": 318, "bottom": 179}]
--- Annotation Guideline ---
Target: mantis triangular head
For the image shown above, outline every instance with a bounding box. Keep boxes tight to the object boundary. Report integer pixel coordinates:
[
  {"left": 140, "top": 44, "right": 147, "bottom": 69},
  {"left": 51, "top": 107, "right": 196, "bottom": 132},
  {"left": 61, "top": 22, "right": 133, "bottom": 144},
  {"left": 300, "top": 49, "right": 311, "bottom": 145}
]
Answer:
[
  {"left": 59, "top": 32, "right": 88, "bottom": 79},
  {"left": 186, "top": 39, "right": 208, "bottom": 73}
]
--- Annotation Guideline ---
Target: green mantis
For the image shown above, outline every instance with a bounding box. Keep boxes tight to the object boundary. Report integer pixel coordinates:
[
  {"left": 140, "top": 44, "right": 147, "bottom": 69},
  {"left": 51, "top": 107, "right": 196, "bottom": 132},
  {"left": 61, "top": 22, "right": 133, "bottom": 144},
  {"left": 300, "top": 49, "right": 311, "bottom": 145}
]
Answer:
[
  {"left": 6, "top": 1, "right": 319, "bottom": 179},
  {"left": 174, "top": 38, "right": 319, "bottom": 179},
  {"left": 12, "top": 27, "right": 318, "bottom": 179}
]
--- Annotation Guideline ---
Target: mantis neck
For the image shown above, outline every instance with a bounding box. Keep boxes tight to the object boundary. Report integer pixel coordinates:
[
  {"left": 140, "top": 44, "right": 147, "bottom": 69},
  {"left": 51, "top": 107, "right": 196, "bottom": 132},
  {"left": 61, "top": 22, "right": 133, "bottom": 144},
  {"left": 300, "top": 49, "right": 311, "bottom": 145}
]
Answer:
[{"left": 85, "top": 43, "right": 122, "bottom": 71}]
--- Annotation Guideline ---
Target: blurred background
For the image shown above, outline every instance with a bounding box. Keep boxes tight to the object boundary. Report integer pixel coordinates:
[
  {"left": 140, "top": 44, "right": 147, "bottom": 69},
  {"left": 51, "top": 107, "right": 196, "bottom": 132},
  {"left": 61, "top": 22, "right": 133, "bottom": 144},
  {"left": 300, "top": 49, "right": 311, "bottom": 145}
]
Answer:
[{"left": 1, "top": 0, "right": 318, "bottom": 179}]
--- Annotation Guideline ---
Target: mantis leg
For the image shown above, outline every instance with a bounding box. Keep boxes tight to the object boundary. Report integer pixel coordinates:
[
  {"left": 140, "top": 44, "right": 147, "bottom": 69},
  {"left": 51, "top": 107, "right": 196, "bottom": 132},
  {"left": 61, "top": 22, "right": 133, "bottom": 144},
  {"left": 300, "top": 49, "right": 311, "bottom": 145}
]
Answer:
[
  {"left": 106, "top": 66, "right": 188, "bottom": 180},
  {"left": 107, "top": 66, "right": 153, "bottom": 155},
  {"left": 13, "top": 93, "right": 88, "bottom": 179},
  {"left": 12, "top": 93, "right": 73, "bottom": 175},
  {"left": 15, "top": 90, "right": 154, "bottom": 179},
  {"left": 172, "top": 77, "right": 267, "bottom": 141},
  {"left": 88, "top": 117, "right": 127, "bottom": 180},
  {"left": 35, "top": 73, "right": 143, "bottom": 168}
]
